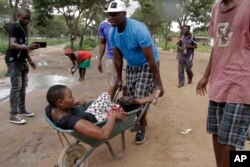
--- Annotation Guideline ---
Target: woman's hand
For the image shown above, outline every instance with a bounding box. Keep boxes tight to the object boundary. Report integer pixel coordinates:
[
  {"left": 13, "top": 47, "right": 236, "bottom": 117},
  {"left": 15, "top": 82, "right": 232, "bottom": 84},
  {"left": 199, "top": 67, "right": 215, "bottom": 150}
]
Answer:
[{"left": 108, "top": 104, "right": 127, "bottom": 121}]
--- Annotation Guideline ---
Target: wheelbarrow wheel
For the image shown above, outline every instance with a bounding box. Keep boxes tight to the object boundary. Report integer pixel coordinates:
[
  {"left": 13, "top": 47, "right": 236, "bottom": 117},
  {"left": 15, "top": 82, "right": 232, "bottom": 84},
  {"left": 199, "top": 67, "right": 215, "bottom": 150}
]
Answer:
[{"left": 58, "top": 143, "right": 88, "bottom": 167}]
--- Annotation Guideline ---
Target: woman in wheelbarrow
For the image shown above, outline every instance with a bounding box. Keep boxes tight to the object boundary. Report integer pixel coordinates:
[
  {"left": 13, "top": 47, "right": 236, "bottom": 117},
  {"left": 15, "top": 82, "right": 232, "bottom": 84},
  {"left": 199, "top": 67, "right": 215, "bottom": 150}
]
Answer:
[{"left": 45, "top": 84, "right": 159, "bottom": 140}]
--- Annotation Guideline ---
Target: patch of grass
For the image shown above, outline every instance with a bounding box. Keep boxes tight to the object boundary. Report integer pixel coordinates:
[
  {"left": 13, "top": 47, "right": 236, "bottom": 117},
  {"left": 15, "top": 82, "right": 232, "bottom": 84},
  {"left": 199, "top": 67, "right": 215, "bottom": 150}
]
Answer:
[
  {"left": 157, "top": 41, "right": 212, "bottom": 53},
  {"left": 0, "top": 41, "right": 8, "bottom": 55},
  {"left": 156, "top": 42, "right": 177, "bottom": 51},
  {"left": 0, "top": 69, "right": 8, "bottom": 78},
  {"left": 30, "top": 38, "right": 67, "bottom": 46},
  {"left": 0, "top": 38, "right": 68, "bottom": 55},
  {"left": 196, "top": 44, "right": 212, "bottom": 53},
  {"left": 64, "top": 38, "right": 97, "bottom": 51}
]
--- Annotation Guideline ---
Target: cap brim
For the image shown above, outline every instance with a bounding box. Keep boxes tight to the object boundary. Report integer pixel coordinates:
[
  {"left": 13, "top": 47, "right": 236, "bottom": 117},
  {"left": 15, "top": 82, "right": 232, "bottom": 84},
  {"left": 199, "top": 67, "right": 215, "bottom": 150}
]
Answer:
[{"left": 103, "top": 10, "right": 126, "bottom": 13}]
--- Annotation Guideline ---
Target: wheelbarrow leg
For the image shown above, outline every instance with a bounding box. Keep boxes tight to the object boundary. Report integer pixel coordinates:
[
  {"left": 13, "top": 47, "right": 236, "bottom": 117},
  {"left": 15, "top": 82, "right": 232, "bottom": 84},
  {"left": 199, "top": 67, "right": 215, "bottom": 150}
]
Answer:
[
  {"left": 73, "top": 147, "right": 97, "bottom": 167},
  {"left": 105, "top": 131, "right": 126, "bottom": 159}
]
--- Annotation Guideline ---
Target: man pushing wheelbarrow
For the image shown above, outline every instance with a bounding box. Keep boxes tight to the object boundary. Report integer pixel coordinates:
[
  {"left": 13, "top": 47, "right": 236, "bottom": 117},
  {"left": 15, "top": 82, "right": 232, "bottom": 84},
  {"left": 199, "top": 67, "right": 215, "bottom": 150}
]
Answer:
[{"left": 105, "top": 0, "right": 164, "bottom": 144}]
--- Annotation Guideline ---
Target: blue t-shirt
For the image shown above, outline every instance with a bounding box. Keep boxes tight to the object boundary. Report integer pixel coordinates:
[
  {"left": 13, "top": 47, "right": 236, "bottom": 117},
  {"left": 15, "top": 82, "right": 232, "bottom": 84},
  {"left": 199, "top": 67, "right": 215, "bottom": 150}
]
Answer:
[
  {"left": 109, "top": 18, "right": 159, "bottom": 66},
  {"left": 98, "top": 19, "right": 113, "bottom": 59}
]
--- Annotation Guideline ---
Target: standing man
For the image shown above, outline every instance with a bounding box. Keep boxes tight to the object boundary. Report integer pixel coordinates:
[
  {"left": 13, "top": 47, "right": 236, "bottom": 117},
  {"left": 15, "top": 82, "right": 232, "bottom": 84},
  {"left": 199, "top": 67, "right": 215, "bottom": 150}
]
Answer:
[
  {"left": 196, "top": 0, "right": 250, "bottom": 167},
  {"left": 98, "top": 0, "right": 117, "bottom": 88},
  {"left": 105, "top": 0, "right": 164, "bottom": 144},
  {"left": 5, "top": 8, "right": 40, "bottom": 124},
  {"left": 177, "top": 25, "right": 197, "bottom": 88}
]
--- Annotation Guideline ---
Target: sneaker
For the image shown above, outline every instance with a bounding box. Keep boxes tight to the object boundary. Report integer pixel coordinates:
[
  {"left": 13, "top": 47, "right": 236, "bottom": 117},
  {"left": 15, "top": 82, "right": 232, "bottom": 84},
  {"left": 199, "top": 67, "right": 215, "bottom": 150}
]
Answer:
[
  {"left": 9, "top": 115, "right": 26, "bottom": 124},
  {"left": 177, "top": 84, "right": 184, "bottom": 88},
  {"left": 134, "top": 129, "right": 146, "bottom": 144},
  {"left": 130, "top": 123, "right": 140, "bottom": 132},
  {"left": 188, "top": 79, "right": 192, "bottom": 84},
  {"left": 18, "top": 111, "right": 35, "bottom": 117}
]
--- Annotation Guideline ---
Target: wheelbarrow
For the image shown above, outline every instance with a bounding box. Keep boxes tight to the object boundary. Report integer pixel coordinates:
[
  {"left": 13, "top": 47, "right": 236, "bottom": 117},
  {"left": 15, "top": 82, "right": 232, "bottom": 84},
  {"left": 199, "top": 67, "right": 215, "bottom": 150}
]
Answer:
[{"left": 45, "top": 104, "right": 142, "bottom": 167}]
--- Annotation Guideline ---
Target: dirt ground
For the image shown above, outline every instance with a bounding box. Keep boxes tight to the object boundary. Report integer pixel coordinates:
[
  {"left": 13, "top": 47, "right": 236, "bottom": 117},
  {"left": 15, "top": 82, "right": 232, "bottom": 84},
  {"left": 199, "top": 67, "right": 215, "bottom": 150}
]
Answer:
[{"left": 0, "top": 45, "right": 249, "bottom": 167}]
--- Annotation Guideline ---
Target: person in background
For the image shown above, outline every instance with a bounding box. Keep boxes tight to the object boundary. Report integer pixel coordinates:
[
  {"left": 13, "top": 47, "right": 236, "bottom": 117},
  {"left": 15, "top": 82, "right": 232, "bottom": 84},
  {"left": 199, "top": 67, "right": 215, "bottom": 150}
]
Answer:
[
  {"left": 64, "top": 48, "right": 91, "bottom": 81},
  {"left": 5, "top": 7, "right": 40, "bottom": 124},
  {"left": 177, "top": 25, "right": 197, "bottom": 88},
  {"left": 105, "top": 0, "right": 164, "bottom": 144},
  {"left": 98, "top": 0, "right": 117, "bottom": 88},
  {"left": 196, "top": 0, "right": 250, "bottom": 167}
]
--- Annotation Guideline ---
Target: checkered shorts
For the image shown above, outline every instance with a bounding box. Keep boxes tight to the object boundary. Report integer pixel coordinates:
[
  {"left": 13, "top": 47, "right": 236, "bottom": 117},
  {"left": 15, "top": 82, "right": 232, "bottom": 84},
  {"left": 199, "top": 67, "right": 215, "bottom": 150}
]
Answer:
[
  {"left": 207, "top": 101, "right": 250, "bottom": 149},
  {"left": 126, "top": 63, "right": 156, "bottom": 99}
]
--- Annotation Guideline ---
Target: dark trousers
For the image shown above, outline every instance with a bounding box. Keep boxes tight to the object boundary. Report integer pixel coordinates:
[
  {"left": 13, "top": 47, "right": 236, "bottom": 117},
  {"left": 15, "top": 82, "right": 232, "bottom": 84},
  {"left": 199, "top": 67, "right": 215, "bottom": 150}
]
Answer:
[
  {"left": 7, "top": 62, "right": 29, "bottom": 115},
  {"left": 178, "top": 57, "right": 193, "bottom": 85}
]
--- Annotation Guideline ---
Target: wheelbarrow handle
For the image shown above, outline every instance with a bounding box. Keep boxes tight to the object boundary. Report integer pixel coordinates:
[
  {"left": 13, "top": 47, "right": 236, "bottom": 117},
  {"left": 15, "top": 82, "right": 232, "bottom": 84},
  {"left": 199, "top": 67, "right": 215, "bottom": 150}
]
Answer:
[
  {"left": 134, "top": 103, "right": 150, "bottom": 124},
  {"left": 112, "top": 89, "right": 120, "bottom": 102},
  {"left": 134, "top": 90, "right": 161, "bottom": 124}
]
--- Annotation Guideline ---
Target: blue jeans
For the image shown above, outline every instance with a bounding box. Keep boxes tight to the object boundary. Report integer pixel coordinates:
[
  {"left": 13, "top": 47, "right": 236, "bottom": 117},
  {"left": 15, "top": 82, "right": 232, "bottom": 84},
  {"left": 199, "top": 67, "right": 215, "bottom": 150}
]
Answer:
[{"left": 7, "top": 62, "right": 29, "bottom": 115}]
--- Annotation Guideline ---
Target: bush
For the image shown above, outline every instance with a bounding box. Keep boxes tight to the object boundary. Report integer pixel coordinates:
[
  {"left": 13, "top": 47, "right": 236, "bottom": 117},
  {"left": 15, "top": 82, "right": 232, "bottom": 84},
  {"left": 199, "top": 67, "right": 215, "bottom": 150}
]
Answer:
[
  {"left": 84, "top": 38, "right": 96, "bottom": 48},
  {"left": 0, "top": 41, "right": 8, "bottom": 55}
]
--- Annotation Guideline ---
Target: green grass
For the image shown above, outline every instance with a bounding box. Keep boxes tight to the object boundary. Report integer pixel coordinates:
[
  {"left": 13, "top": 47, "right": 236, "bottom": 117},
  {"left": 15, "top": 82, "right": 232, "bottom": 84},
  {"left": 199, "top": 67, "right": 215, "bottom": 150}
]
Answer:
[
  {"left": 157, "top": 41, "right": 212, "bottom": 53},
  {"left": 156, "top": 42, "right": 177, "bottom": 51},
  {"left": 64, "top": 38, "right": 98, "bottom": 51},
  {"left": 0, "top": 41, "right": 8, "bottom": 55},
  {"left": 196, "top": 44, "right": 212, "bottom": 53},
  {"left": 0, "top": 69, "right": 8, "bottom": 78},
  {"left": 29, "top": 38, "right": 67, "bottom": 46},
  {"left": 0, "top": 38, "right": 68, "bottom": 55}
]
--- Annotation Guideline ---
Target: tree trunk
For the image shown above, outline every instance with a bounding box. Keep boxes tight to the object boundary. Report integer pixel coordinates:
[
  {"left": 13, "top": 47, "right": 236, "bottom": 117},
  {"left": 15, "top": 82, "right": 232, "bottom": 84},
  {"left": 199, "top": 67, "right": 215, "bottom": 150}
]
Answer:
[
  {"left": 164, "top": 38, "right": 168, "bottom": 50},
  {"left": 70, "top": 33, "right": 76, "bottom": 49},
  {"left": 79, "top": 35, "right": 84, "bottom": 49}
]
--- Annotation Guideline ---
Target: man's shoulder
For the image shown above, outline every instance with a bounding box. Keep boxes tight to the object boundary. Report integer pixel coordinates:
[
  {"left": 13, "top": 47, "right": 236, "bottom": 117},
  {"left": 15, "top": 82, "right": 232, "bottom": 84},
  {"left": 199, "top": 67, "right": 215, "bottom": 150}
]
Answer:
[
  {"left": 128, "top": 18, "right": 145, "bottom": 26},
  {"left": 8, "top": 22, "right": 19, "bottom": 30},
  {"left": 99, "top": 20, "right": 111, "bottom": 27}
]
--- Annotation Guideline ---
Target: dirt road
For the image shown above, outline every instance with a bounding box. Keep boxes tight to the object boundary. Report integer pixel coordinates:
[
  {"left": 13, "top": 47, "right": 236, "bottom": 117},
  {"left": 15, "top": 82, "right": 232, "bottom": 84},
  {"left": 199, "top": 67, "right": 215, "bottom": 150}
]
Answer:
[{"left": 0, "top": 45, "right": 249, "bottom": 167}]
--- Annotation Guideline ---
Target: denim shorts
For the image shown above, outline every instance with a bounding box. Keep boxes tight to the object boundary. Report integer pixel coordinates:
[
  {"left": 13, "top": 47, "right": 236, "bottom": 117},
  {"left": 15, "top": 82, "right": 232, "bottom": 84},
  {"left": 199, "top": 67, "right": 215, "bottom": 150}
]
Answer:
[{"left": 207, "top": 101, "right": 250, "bottom": 149}]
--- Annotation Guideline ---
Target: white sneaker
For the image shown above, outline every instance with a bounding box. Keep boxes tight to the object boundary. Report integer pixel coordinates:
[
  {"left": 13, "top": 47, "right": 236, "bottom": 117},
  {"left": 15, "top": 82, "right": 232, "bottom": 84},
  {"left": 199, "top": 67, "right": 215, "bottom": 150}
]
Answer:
[
  {"left": 18, "top": 111, "right": 35, "bottom": 117},
  {"left": 9, "top": 115, "right": 26, "bottom": 124}
]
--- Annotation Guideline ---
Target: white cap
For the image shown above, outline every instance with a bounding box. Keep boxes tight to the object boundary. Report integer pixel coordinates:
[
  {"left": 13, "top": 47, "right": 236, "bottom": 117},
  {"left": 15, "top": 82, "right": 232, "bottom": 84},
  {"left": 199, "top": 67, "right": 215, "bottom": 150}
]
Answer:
[{"left": 104, "top": 0, "right": 126, "bottom": 13}]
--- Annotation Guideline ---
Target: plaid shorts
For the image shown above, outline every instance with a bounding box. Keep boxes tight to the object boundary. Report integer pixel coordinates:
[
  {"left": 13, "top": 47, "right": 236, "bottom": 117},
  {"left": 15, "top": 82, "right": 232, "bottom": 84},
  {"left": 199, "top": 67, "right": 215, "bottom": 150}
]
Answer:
[
  {"left": 207, "top": 101, "right": 250, "bottom": 149},
  {"left": 126, "top": 63, "right": 156, "bottom": 99}
]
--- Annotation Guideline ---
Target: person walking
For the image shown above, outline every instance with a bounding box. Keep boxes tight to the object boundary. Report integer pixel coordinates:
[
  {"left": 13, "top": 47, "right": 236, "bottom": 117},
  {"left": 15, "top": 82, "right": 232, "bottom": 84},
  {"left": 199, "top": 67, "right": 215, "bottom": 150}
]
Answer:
[
  {"left": 5, "top": 8, "right": 40, "bottom": 124},
  {"left": 196, "top": 0, "right": 250, "bottom": 167},
  {"left": 177, "top": 25, "right": 197, "bottom": 88},
  {"left": 105, "top": 0, "right": 164, "bottom": 144}
]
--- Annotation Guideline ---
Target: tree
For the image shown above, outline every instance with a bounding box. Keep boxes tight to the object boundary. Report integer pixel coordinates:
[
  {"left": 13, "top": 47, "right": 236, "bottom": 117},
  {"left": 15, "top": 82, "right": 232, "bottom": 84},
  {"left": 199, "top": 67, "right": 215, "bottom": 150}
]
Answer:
[
  {"left": 0, "top": 0, "right": 32, "bottom": 37},
  {"left": 165, "top": 0, "right": 213, "bottom": 34},
  {"left": 132, "top": 0, "right": 173, "bottom": 50},
  {"left": 33, "top": 15, "right": 67, "bottom": 38},
  {"left": 33, "top": 0, "right": 105, "bottom": 49},
  {"left": 7, "top": 0, "right": 32, "bottom": 21}
]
